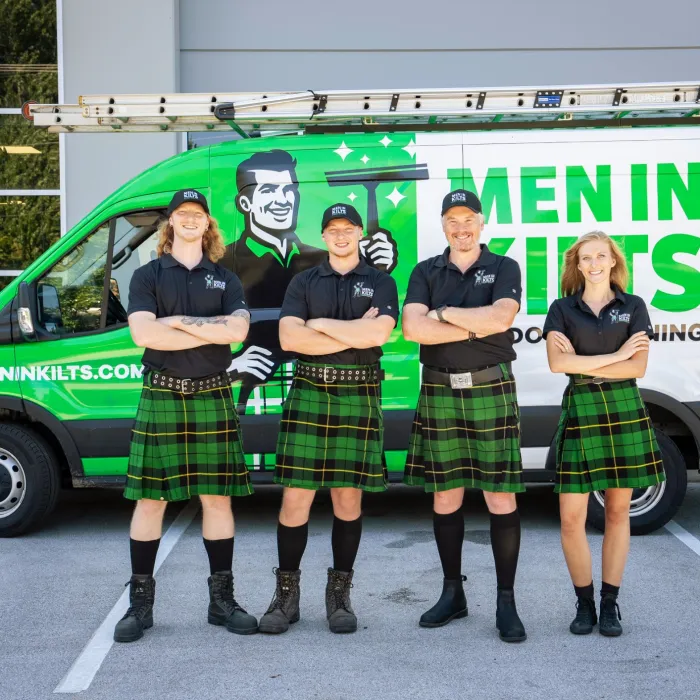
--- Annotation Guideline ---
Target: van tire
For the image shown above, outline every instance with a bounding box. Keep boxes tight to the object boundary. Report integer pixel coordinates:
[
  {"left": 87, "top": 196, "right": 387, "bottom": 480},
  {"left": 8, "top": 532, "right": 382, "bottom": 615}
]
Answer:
[
  {"left": 0, "top": 422, "right": 61, "bottom": 537},
  {"left": 586, "top": 429, "right": 687, "bottom": 536}
]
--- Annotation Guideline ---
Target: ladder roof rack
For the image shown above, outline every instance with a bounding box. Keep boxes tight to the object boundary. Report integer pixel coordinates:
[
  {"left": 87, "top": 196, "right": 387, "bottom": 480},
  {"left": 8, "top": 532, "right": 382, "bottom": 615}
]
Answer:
[{"left": 27, "top": 82, "right": 700, "bottom": 135}]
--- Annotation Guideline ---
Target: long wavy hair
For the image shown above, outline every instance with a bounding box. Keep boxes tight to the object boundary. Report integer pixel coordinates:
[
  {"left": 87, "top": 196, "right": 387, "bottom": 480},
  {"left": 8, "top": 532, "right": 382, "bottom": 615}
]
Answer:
[
  {"left": 155, "top": 214, "right": 226, "bottom": 262},
  {"left": 560, "top": 231, "right": 629, "bottom": 296}
]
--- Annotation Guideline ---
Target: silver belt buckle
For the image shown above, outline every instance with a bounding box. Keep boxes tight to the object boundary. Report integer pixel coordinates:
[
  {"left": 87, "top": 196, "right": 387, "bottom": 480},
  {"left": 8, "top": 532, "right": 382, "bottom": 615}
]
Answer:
[
  {"left": 323, "top": 367, "right": 335, "bottom": 383},
  {"left": 450, "top": 372, "right": 473, "bottom": 389},
  {"left": 180, "top": 378, "right": 193, "bottom": 393},
  {"left": 592, "top": 377, "right": 605, "bottom": 385}
]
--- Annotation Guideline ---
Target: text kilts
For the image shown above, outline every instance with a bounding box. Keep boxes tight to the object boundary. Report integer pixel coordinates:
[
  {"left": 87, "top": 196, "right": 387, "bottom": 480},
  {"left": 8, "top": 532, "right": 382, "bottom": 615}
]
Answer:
[
  {"left": 555, "top": 378, "right": 665, "bottom": 493},
  {"left": 125, "top": 379, "right": 253, "bottom": 501},
  {"left": 404, "top": 364, "right": 524, "bottom": 493},
  {"left": 274, "top": 362, "right": 387, "bottom": 492}
]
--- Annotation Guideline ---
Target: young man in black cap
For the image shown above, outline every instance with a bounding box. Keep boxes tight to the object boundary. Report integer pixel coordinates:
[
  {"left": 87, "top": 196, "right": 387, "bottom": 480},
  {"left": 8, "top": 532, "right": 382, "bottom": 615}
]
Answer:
[
  {"left": 114, "top": 189, "right": 258, "bottom": 643},
  {"left": 257, "top": 203, "right": 398, "bottom": 635},
  {"left": 402, "top": 189, "right": 527, "bottom": 643}
]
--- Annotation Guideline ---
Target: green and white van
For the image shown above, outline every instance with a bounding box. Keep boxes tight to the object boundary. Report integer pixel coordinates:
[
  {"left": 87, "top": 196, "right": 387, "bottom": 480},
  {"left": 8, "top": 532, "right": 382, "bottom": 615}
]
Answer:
[{"left": 1, "top": 125, "right": 698, "bottom": 536}]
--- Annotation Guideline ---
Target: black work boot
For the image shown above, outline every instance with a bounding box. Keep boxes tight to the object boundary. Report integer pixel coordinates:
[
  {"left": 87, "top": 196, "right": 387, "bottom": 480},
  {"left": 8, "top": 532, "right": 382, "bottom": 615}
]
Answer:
[
  {"left": 419, "top": 576, "right": 468, "bottom": 628},
  {"left": 207, "top": 570, "right": 258, "bottom": 635},
  {"left": 325, "top": 568, "right": 357, "bottom": 634},
  {"left": 599, "top": 593, "right": 623, "bottom": 637},
  {"left": 570, "top": 596, "right": 598, "bottom": 635},
  {"left": 258, "top": 568, "right": 301, "bottom": 634},
  {"left": 113, "top": 575, "right": 155, "bottom": 643},
  {"left": 496, "top": 588, "right": 527, "bottom": 642}
]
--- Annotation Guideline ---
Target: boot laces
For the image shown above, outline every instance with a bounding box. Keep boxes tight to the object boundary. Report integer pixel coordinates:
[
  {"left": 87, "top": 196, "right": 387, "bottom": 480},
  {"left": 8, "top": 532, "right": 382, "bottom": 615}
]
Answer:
[
  {"left": 574, "top": 597, "right": 595, "bottom": 623},
  {"left": 212, "top": 574, "right": 244, "bottom": 614},
  {"left": 329, "top": 573, "right": 353, "bottom": 611},
  {"left": 123, "top": 579, "right": 152, "bottom": 620},
  {"left": 600, "top": 595, "right": 622, "bottom": 623},
  {"left": 266, "top": 567, "right": 298, "bottom": 613}
]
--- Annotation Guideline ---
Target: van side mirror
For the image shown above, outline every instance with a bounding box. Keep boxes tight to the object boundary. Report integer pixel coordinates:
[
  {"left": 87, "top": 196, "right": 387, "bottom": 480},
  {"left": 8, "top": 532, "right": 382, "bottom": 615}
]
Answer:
[
  {"left": 17, "top": 282, "right": 36, "bottom": 340},
  {"left": 37, "top": 282, "right": 63, "bottom": 332}
]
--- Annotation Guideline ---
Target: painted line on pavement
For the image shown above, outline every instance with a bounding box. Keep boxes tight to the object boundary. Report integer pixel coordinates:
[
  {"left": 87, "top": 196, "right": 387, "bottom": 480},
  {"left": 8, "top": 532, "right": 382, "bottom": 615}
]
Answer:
[
  {"left": 665, "top": 519, "right": 700, "bottom": 558},
  {"left": 54, "top": 499, "right": 200, "bottom": 694}
]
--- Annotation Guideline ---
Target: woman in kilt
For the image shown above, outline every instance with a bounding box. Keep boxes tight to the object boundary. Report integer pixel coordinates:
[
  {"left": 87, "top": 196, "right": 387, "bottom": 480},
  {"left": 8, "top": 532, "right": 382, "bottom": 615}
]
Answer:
[
  {"left": 257, "top": 203, "right": 398, "bottom": 635},
  {"left": 402, "top": 189, "right": 527, "bottom": 643},
  {"left": 544, "top": 231, "right": 665, "bottom": 637},
  {"left": 113, "top": 190, "right": 257, "bottom": 643}
]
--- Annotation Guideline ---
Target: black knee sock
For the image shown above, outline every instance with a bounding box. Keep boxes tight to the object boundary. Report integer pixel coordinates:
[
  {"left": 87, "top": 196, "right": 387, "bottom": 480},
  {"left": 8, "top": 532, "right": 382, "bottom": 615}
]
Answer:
[
  {"left": 332, "top": 515, "right": 363, "bottom": 572},
  {"left": 433, "top": 510, "right": 464, "bottom": 580},
  {"left": 574, "top": 582, "right": 595, "bottom": 599},
  {"left": 490, "top": 510, "right": 521, "bottom": 590},
  {"left": 130, "top": 537, "right": 161, "bottom": 577},
  {"left": 277, "top": 522, "right": 309, "bottom": 571},
  {"left": 601, "top": 581, "right": 620, "bottom": 598},
  {"left": 203, "top": 537, "right": 234, "bottom": 575}
]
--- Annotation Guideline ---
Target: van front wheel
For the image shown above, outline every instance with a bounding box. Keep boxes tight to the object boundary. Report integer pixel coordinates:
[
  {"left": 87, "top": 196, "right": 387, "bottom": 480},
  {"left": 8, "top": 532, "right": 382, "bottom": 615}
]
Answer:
[
  {"left": 586, "top": 429, "right": 687, "bottom": 536},
  {"left": 0, "top": 422, "right": 60, "bottom": 537}
]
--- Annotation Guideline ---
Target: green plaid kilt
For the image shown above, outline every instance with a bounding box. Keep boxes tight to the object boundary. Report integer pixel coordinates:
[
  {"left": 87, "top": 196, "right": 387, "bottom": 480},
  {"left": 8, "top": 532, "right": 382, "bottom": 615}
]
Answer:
[
  {"left": 274, "top": 362, "right": 387, "bottom": 492},
  {"left": 125, "top": 379, "right": 253, "bottom": 501},
  {"left": 555, "top": 378, "right": 665, "bottom": 493},
  {"left": 404, "top": 363, "right": 524, "bottom": 493}
]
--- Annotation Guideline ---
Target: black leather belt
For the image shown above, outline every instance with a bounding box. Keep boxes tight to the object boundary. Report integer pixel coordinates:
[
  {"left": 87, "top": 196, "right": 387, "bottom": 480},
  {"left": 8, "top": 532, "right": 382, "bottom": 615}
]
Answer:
[
  {"left": 294, "top": 363, "right": 382, "bottom": 384},
  {"left": 147, "top": 371, "right": 231, "bottom": 394},
  {"left": 571, "top": 376, "right": 631, "bottom": 386},
  {"left": 423, "top": 364, "right": 507, "bottom": 389}
]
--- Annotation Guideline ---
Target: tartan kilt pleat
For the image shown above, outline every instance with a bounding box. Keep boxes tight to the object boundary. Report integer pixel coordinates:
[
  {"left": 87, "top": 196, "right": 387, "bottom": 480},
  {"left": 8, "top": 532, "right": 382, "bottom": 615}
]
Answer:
[
  {"left": 404, "top": 364, "right": 524, "bottom": 493},
  {"left": 125, "top": 382, "right": 253, "bottom": 501},
  {"left": 274, "top": 363, "right": 387, "bottom": 492},
  {"left": 554, "top": 378, "right": 666, "bottom": 493}
]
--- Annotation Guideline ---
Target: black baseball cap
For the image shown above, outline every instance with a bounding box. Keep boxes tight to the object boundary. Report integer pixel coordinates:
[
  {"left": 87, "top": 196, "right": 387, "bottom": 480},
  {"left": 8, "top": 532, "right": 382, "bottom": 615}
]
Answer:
[
  {"left": 321, "top": 203, "right": 363, "bottom": 230},
  {"left": 167, "top": 189, "right": 210, "bottom": 216},
  {"left": 441, "top": 189, "right": 482, "bottom": 216}
]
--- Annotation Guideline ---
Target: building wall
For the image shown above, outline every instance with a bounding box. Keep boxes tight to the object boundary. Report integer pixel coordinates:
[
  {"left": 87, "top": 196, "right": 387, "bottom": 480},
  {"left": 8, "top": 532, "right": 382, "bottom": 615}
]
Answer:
[{"left": 61, "top": 0, "right": 700, "bottom": 229}]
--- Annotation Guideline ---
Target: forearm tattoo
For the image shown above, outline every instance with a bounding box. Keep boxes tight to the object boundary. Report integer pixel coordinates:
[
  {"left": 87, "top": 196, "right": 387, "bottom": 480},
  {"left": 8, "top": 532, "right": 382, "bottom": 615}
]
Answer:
[
  {"left": 232, "top": 309, "right": 251, "bottom": 320},
  {"left": 181, "top": 316, "right": 229, "bottom": 326}
]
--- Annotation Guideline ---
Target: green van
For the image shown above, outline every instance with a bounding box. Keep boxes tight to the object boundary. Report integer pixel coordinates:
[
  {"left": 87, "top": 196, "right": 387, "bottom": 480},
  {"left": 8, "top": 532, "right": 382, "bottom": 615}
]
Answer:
[{"left": 1, "top": 126, "right": 699, "bottom": 536}]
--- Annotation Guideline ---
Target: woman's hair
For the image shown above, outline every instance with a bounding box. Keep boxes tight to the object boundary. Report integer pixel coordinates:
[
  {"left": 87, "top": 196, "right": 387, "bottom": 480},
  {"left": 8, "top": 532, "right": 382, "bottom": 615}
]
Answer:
[
  {"left": 560, "top": 230, "right": 629, "bottom": 296},
  {"left": 155, "top": 214, "right": 226, "bottom": 262}
]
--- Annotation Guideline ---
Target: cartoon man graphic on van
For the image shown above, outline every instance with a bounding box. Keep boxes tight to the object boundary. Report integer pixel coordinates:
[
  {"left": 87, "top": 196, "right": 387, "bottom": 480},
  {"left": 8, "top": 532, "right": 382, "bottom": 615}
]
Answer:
[{"left": 222, "top": 150, "right": 397, "bottom": 411}]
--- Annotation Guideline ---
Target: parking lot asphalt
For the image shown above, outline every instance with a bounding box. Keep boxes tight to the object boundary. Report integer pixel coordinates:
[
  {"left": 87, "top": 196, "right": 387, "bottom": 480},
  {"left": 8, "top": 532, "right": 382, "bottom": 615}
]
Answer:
[{"left": 3, "top": 477, "right": 700, "bottom": 700}]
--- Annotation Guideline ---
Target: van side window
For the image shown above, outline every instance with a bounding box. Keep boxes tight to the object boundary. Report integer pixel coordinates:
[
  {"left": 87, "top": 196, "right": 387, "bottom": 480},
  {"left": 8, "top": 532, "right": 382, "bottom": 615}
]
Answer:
[{"left": 36, "top": 210, "right": 164, "bottom": 337}]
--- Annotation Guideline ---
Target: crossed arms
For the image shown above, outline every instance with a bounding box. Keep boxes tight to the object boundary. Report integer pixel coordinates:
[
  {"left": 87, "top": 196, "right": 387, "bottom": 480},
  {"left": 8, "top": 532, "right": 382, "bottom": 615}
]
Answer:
[
  {"left": 402, "top": 299, "right": 519, "bottom": 345},
  {"left": 129, "top": 310, "right": 250, "bottom": 350},
  {"left": 279, "top": 307, "right": 395, "bottom": 355}
]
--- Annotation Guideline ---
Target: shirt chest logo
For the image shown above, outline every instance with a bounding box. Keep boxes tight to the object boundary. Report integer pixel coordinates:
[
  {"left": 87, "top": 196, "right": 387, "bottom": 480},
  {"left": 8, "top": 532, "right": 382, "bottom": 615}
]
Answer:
[
  {"left": 353, "top": 282, "right": 374, "bottom": 298},
  {"left": 610, "top": 309, "right": 631, "bottom": 324},
  {"left": 474, "top": 270, "right": 495, "bottom": 286},
  {"left": 205, "top": 274, "right": 226, "bottom": 291}
]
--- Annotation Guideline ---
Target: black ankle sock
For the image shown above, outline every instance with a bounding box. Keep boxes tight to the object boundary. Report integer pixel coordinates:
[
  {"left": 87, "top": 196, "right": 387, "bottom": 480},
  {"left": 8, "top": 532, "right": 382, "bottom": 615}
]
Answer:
[
  {"left": 332, "top": 515, "right": 363, "bottom": 572},
  {"left": 490, "top": 510, "right": 521, "bottom": 591},
  {"left": 203, "top": 537, "right": 234, "bottom": 575},
  {"left": 601, "top": 581, "right": 620, "bottom": 598},
  {"left": 130, "top": 537, "right": 160, "bottom": 577},
  {"left": 277, "top": 521, "right": 308, "bottom": 571},
  {"left": 574, "top": 582, "right": 594, "bottom": 599},
  {"left": 433, "top": 509, "right": 464, "bottom": 580}
]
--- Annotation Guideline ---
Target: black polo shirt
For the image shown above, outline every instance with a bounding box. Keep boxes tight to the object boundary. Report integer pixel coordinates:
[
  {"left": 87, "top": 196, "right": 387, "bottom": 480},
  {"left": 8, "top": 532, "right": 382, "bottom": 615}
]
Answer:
[
  {"left": 543, "top": 287, "right": 654, "bottom": 355},
  {"left": 280, "top": 258, "right": 399, "bottom": 365},
  {"left": 128, "top": 253, "right": 247, "bottom": 378},
  {"left": 404, "top": 244, "right": 522, "bottom": 371}
]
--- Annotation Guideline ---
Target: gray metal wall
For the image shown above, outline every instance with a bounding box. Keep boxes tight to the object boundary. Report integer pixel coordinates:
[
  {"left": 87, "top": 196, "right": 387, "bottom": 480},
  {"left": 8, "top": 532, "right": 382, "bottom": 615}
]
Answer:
[{"left": 62, "top": 0, "right": 700, "bottom": 230}]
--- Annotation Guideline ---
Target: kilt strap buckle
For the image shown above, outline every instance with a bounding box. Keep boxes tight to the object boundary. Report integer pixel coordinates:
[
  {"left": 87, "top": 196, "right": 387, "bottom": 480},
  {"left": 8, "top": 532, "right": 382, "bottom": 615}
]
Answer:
[{"left": 450, "top": 372, "right": 473, "bottom": 389}]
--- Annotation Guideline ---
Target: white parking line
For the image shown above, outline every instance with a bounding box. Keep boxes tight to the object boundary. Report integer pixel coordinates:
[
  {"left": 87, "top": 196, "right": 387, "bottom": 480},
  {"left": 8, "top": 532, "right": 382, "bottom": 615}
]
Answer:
[
  {"left": 664, "top": 519, "right": 700, "bottom": 558},
  {"left": 54, "top": 499, "right": 200, "bottom": 694}
]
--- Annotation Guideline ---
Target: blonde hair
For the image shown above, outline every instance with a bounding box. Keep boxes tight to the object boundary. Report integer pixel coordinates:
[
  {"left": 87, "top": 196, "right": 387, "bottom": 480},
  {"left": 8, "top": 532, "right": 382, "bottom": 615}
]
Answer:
[
  {"left": 560, "top": 231, "right": 629, "bottom": 296},
  {"left": 156, "top": 214, "right": 226, "bottom": 262}
]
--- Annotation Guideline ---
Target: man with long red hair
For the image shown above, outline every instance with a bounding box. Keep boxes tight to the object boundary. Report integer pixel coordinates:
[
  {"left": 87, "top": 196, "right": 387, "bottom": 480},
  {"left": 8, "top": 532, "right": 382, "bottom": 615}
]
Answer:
[{"left": 113, "top": 189, "right": 258, "bottom": 643}]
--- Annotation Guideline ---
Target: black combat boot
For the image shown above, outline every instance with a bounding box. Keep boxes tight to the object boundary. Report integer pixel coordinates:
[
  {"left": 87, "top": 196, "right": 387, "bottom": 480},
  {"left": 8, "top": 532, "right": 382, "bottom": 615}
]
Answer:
[
  {"left": 207, "top": 570, "right": 258, "bottom": 635},
  {"left": 570, "top": 596, "right": 598, "bottom": 635},
  {"left": 258, "top": 568, "right": 301, "bottom": 634},
  {"left": 599, "top": 593, "right": 623, "bottom": 637},
  {"left": 496, "top": 588, "right": 527, "bottom": 642},
  {"left": 113, "top": 575, "right": 156, "bottom": 643},
  {"left": 419, "top": 576, "right": 468, "bottom": 628},
  {"left": 325, "top": 568, "right": 357, "bottom": 634}
]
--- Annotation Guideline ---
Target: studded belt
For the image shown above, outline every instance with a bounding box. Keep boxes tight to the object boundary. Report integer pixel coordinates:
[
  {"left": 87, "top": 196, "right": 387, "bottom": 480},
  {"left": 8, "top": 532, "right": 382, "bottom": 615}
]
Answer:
[
  {"left": 146, "top": 371, "right": 231, "bottom": 394},
  {"left": 422, "top": 363, "right": 508, "bottom": 389},
  {"left": 294, "top": 363, "right": 382, "bottom": 384}
]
